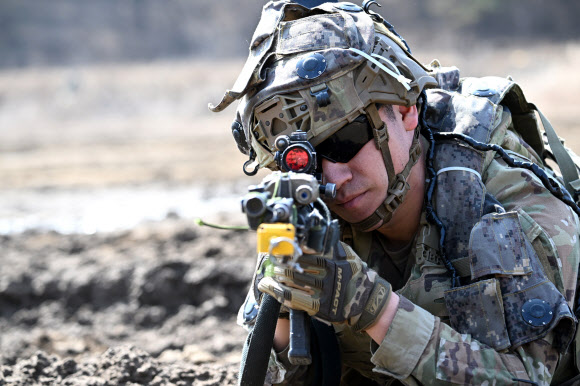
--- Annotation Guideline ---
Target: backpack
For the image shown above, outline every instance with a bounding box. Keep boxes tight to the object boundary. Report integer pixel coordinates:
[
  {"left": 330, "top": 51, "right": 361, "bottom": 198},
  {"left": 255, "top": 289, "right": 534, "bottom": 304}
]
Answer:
[{"left": 431, "top": 62, "right": 580, "bottom": 204}]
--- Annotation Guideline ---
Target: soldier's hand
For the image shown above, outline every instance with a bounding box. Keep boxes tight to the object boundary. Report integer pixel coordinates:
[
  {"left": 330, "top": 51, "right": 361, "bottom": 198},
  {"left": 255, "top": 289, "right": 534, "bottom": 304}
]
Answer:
[
  {"left": 258, "top": 242, "right": 392, "bottom": 332},
  {"left": 250, "top": 252, "right": 291, "bottom": 317}
]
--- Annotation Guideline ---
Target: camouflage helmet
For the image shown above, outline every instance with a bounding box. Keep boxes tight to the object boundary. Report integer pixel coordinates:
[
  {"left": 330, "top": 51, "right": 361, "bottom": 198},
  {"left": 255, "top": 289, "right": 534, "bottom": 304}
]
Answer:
[{"left": 210, "top": 1, "right": 438, "bottom": 230}]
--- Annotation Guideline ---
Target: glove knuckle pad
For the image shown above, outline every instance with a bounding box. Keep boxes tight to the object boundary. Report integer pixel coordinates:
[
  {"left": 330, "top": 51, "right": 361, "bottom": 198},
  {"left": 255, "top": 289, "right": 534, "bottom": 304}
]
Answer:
[
  {"left": 293, "top": 272, "right": 323, "bottom": 289},
  {"left": 298, "top": 254, "right": 327, "bottom": 267}
]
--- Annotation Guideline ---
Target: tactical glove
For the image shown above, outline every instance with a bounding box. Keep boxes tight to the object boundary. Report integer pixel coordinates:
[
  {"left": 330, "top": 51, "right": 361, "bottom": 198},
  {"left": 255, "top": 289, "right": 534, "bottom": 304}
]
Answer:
[
  {"left": 251, "top": 253, "right": 291, "bottom": 318},
  {"left": 257, "top": 242, "right": 392, "bottom": 332}
]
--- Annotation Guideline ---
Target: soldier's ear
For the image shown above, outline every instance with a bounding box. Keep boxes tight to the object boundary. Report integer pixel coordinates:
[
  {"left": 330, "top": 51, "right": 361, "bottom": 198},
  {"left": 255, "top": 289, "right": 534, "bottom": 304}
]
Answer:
[{"left": 397, "top": 105, "right": 418, "bottom": 132}]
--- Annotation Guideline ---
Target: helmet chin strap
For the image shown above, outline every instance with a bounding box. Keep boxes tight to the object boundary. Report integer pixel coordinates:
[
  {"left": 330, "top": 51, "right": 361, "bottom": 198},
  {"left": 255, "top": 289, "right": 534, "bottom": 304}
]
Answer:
[{"left": 351, "top": 104, "right": 422, "bottom": 232}]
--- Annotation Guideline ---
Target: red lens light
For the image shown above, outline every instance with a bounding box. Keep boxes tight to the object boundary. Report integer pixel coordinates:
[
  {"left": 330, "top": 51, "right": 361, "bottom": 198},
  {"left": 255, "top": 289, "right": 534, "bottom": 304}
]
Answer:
[{"left": 285, "top": 148, "right": 310, "bottom": 171}]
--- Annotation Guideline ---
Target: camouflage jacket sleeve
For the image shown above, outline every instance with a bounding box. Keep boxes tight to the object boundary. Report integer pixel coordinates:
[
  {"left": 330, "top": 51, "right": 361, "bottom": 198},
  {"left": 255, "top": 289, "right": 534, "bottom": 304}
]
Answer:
[{"left": 369, "top": 129, "right": 580, "bottom": 385}]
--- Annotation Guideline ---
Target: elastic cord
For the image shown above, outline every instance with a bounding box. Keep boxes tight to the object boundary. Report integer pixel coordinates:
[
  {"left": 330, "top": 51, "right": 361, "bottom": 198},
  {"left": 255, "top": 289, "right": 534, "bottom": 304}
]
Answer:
[{"left": 348, "top": 47, "right": 411, "bottom": 91}]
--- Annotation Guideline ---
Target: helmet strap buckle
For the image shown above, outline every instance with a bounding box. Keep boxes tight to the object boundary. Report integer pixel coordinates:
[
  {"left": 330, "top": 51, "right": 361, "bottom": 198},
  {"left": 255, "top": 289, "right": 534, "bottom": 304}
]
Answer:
[{"left": 310, "top": 84, "right": 331, "bottom": 107}]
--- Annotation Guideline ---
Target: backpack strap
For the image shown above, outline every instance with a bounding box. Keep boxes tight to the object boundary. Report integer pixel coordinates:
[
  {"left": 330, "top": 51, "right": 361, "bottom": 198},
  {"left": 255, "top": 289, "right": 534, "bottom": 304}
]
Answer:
[
  {"left": 460, "top": 76, "right": 580, "bottom": 202},
  {"left": 530, "top": 103, "right": 580, "bottom": 202}
]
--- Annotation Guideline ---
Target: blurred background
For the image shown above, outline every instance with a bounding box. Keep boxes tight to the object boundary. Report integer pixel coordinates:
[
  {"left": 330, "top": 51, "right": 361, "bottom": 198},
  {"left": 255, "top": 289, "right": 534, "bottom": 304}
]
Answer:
[{"left": 1, "top": 0, "right": 579, "bottom": 234}]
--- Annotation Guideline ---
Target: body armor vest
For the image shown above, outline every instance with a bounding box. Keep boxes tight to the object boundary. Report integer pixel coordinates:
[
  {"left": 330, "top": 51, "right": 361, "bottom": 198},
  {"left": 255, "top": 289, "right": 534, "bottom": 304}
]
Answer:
[{"left": 344, "top": 75, "right": 577, "bottom": 355}]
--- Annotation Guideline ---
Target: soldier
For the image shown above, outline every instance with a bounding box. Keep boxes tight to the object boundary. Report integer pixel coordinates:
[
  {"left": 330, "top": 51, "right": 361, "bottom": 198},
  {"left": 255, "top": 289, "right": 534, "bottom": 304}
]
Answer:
[{"left": 210, "top": 1, "right": 580, "bottom": 384}]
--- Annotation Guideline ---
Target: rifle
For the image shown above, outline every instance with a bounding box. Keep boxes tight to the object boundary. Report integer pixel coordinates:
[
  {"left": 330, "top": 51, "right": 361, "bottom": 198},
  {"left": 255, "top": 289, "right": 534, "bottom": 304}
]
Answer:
[{"left": 239, "top": 131, "right": 339, "bottom": 385}]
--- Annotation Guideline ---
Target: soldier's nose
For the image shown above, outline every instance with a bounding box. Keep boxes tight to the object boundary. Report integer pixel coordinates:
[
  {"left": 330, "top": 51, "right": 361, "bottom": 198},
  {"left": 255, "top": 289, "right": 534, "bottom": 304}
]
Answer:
[{"left": 322, "top": 158, "right": 352, "bottom": 192}]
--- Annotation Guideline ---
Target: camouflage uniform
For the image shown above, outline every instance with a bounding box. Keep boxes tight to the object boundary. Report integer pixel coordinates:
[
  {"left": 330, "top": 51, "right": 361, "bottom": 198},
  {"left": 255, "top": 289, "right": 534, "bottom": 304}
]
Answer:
[{"left": 238, "top": 104, "right": 580, "bottom": 385}]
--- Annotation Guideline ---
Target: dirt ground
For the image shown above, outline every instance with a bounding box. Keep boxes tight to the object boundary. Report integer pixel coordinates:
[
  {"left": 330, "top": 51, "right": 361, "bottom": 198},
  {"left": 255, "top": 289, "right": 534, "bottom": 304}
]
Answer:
[
  {"left": 0, "top": 222, "right": 255, "bottom": 385},
  {"left": 0, "top": 42, "right": 579, "bottom": 385}
]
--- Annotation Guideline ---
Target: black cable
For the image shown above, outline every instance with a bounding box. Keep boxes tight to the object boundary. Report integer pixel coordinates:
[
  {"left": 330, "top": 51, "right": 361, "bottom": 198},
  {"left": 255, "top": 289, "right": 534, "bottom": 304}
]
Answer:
[
  {"left": 417, "top": 90, "right": 580, "bottom": 289},
  {"left": 433, "top": 131, "right": 580, "bottom": 217}
]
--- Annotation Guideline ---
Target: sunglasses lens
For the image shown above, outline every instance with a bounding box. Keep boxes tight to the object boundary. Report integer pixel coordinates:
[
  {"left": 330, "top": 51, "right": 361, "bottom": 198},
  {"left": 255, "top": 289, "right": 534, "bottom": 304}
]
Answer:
[{"left": 316, "top": 116, "right": 373, "bottom": 164}]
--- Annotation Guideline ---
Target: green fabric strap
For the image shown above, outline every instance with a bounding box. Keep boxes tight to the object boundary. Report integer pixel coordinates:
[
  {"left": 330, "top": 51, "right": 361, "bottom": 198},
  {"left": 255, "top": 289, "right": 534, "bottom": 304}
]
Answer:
[
  {"left": 451, "top": 256, "right": 471, "bottom": 278},
  {"left": 531, "top": 103, "right": 580, "bottom": 199}
]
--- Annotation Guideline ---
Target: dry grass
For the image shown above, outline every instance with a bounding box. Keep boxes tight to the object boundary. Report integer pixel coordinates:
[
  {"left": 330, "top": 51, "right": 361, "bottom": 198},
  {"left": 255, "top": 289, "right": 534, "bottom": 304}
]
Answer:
[{"left": 0, "top": 42, "right": 578, "bottom": 190}]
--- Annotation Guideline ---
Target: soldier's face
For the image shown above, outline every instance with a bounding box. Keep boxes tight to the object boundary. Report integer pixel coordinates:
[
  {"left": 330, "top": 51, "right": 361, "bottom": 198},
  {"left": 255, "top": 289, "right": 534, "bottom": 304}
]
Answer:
[
  {"left": 322, "top": 139, "right": 388, "bottom": 226},
  {"left": 321, "top": 105, "right": 418, "bottom": 228}
]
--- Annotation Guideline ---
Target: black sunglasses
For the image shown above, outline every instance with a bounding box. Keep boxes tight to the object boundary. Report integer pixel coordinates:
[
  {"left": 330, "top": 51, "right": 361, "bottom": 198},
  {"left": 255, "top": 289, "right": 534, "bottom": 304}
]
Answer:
[{"left": 315, "top": 115, "right": 374, "bottom": 164}]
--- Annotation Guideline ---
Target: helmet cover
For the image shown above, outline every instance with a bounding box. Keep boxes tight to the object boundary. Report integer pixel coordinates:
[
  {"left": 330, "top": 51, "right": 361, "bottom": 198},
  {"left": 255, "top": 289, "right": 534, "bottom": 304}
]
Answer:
[{"left": 210, "top": 1, "right": 438, "bottom": 170}]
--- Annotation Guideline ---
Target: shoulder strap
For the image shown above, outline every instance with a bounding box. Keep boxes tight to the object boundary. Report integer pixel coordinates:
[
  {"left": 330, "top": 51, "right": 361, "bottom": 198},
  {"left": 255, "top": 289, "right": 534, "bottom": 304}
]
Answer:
[
  {"left": 460, "top": 77, "right": 580, "bottom": 202},
  {"left": 530, "top": 103, "right": 580, "bottom": 201}
]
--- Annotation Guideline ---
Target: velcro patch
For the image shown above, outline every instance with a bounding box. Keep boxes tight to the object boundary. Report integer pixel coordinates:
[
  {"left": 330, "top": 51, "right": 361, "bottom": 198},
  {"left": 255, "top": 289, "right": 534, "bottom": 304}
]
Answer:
[
  {"left": 470, "top": 211, "right": 533, "bottom": 278},
  {"left": 444, "top": 278, "right": 510, "bottom": 350}
]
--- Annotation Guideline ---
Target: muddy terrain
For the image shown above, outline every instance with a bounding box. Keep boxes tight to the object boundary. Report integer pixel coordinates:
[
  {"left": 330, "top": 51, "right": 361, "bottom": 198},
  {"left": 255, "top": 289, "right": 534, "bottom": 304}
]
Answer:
[{"left": 0, "top": 221, "right": 256, "bottom": 385}]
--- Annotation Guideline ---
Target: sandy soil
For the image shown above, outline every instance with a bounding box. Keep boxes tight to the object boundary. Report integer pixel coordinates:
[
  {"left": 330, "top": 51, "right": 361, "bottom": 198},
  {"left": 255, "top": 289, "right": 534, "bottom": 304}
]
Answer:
[{"left": 0, "top": 42, "right": 579, "bottom": 385}]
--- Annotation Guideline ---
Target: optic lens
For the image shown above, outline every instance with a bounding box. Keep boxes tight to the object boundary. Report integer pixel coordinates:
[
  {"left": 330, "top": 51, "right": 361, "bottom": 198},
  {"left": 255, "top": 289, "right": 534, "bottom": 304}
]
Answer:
[{"left": 285, "top": 148, "right": 310, "bottom": 171}]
